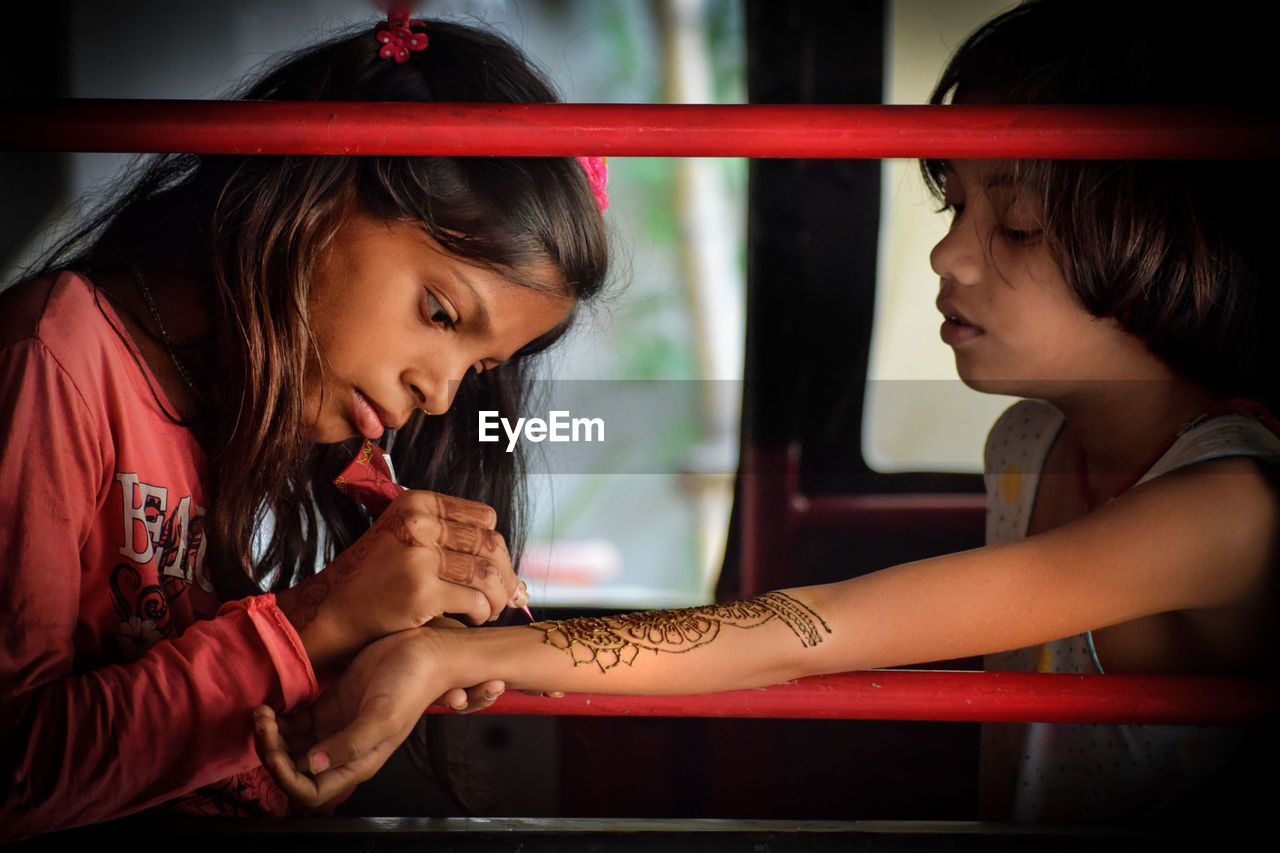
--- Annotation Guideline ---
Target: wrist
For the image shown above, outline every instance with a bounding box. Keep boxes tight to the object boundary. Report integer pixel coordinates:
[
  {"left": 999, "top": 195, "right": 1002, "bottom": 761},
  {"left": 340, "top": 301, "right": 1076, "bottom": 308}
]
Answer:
[
  {"left": 417, "top": 622, "right": 482, "bottom": 687},
  {"left": 275, "top": 584, "right": 349, "bottom": 671},
  {"left": 420, "top": 623, "right": 523, "bottom": 690}
]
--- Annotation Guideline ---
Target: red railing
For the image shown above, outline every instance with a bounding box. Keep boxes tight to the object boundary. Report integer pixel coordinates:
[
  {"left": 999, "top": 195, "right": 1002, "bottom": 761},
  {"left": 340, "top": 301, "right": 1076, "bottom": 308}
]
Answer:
[
  {"left": 1, "top": 101, "right": 1277, "bottom": 158},
  {"left": 442, "top": 670, "right": 1279, "bottom": 724}
]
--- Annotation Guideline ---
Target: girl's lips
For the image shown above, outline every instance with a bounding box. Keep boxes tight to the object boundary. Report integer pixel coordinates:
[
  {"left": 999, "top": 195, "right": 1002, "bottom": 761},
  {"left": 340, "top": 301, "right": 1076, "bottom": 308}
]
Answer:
[
  {"left": 936, "top": 296, "right": 983, "bottom": 347},
  {"left": 940, "top": 317, "right": 983, "bottom": 347},
  {"left": 353, "top": 389, "right": 386, "bottom": 441}
]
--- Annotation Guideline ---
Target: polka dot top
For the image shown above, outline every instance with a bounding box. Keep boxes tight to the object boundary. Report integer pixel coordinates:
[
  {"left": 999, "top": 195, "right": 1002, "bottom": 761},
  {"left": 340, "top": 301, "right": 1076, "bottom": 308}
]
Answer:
[{"left": 978, "top": 399, "right": 1280, "bottom": 824}]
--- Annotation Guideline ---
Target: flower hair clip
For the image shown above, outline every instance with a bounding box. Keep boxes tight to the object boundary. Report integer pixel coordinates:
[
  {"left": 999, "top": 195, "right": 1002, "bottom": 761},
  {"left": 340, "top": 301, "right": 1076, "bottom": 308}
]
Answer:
[
  {"left": 376, "top": 3, "right": 428, "bottom": 63},
  {"left": 577, "top": 156, "right": 609, "bottom": 211}
]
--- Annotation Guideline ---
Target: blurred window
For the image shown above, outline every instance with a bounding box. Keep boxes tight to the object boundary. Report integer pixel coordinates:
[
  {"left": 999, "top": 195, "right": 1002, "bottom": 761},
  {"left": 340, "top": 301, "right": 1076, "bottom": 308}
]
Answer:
[{"left": 864, "top": 0, "right": 1017, "bottom": 474}]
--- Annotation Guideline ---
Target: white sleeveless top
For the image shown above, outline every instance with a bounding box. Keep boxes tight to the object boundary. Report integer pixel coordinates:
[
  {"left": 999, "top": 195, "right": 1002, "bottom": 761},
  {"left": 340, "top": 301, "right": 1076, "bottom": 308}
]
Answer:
[{"left": 979, "top": 399, "right": 1280, "bottom": 824}]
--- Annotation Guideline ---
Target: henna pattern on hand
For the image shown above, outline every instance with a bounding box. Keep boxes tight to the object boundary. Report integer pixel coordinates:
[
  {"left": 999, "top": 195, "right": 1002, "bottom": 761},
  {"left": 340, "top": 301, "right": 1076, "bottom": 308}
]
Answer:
[
  {"left": 380, "top": 509, "right": 421, "bottom": 548},
  {"left": 529, "top": 592, "right": 831, "bottom": 672}
]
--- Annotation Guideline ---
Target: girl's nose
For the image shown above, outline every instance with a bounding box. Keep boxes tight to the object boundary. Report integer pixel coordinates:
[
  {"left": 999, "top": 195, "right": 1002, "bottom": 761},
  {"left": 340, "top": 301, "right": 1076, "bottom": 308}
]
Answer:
[
  {"left": 929, "top": 218, "right": 980, "bottom": 286},
  {"left": 404, "top": 365, "right": 464, "bottom": 416}
]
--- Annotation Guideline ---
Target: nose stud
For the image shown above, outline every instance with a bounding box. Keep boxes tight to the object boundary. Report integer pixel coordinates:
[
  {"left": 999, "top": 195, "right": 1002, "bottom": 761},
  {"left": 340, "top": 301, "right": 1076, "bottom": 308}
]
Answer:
[{"left": 408, "top": 384, "right": 437, "bottom": 416}]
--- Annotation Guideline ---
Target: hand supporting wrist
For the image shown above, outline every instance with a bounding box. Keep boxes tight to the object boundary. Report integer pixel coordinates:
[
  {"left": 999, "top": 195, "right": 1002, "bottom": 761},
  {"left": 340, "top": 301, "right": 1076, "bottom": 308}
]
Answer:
[{"left": 414, "top": 621, "right": 489, "bottom": 692}]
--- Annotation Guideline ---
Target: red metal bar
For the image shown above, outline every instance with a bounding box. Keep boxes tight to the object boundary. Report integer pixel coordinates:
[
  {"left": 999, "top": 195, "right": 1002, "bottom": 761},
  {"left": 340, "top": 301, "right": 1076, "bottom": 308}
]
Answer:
[
  {"left": 796, "top": 493, "right": 986, "bottom": 534},
  {"left": 2, "top": 100, "right": 1276, "bottom": 158},
  {"left": 738, "top": 443, "right": 986, "bottom": 594},
  {"left": 441, "top": 670, "right": 1279, "bottom": 724},
  {"left": 737, "top": 444, "right": 794, "bottom": 597}
]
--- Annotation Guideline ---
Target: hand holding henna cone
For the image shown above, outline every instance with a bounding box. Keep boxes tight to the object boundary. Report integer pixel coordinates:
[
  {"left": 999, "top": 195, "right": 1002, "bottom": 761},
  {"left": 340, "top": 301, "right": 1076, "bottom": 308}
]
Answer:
[{"left": 335, "top": 440, "right": 536, "bottom": 620}]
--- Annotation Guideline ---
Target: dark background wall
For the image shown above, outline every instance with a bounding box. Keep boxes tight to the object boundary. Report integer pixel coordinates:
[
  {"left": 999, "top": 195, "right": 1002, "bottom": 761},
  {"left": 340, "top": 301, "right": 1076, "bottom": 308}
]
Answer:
[{"left": 0, "top": 3, "right": 71, "bottom": 279}]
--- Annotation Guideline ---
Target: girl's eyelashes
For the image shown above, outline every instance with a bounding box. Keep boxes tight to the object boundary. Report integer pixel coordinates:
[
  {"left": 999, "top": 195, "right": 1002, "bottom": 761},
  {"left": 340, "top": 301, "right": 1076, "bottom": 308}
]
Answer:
[
  {"left": 938, "top": 198, "right": 1040, "bottom": 243},
  {"left": 421, "top": 289, "right": 456, "bottom": 329},
  {"left": 995, "top": 222, "right": 1043, "bottom": 244}
]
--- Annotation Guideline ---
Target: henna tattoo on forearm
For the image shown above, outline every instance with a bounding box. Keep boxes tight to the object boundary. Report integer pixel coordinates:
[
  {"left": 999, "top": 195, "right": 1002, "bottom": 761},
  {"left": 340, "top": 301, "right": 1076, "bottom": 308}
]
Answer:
[{"left": 529, "top": 592, "right": 831, "bottom": 672}]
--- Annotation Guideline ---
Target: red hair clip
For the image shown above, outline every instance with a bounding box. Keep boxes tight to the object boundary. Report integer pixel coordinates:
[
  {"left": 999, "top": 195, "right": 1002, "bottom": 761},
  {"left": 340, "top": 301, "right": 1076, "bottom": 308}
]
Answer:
[
  {"left": 577, "top": 156, "right": 609, "bottom": 211},
  {"left": 376, "top": 3, "right": 428, "bottom": 63}
]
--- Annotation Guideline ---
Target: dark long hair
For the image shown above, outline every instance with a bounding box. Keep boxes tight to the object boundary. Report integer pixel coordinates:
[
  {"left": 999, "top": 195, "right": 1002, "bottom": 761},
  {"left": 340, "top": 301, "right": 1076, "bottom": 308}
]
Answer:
[
  {"left": 35, "top": 20, "right": 608, "bottom": 602},
  {"left": 922, "top": 0, "right": 1276, "bottom": 410}
]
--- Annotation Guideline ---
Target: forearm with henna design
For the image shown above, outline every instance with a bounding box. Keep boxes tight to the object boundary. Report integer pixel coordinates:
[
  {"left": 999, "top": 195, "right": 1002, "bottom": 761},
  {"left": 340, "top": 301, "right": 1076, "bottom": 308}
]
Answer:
[{"left": 529, "top": 592, "right": 831, "bottom": 672}]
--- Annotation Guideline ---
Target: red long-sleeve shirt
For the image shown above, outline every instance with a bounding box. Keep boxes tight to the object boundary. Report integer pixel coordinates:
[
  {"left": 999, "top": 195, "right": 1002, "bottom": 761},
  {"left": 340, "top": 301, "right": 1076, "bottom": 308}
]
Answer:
[{"left": 1, "top": 272, "right": 319, "bottom": 840}]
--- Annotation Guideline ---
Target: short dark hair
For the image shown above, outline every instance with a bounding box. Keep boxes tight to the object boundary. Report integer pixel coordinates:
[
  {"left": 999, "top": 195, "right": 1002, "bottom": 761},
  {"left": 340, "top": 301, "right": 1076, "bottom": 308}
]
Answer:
[{"left": 923, "top": 0, "right": 1275, "bottom": 406}]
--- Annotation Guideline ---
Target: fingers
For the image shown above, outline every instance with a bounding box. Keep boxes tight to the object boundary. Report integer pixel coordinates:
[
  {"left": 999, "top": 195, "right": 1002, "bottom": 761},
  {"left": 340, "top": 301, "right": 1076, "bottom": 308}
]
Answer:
[
  {"left": 398, "top": 510, "right": 507, "bottom": 560},
  {"left": 510, "top": 580, "right": 530, "bottom": 611},
  {"left": 398, "top": 489, "right": 497, "bottom": 530},
  {"left": 463, "top": 680, "right": 506, "bottom": 713},
  {"left": 434, "top": 574, "right": 526, "bottom": 624},
  {"left": 428, "top": 574, "right": 528, "bottom": 626},
  {"left": 258, "top": 697, "right": 413, "bottom": 809},
  {"left": 303, "top": 691, "right": 411, "bottom": 775},
  {"left": 438, "top": 551, "right": 512, "bottom": 623},
  {"left": 436, "top": 687, "right": 470, "bottom": 711},
  {"left": 437, "top": 549, "right": 501, "bottom": 586},
  {"left": 253, "top": 705, "right": 325, "bottom": 804},
  {"left": 392, "top": 492, "right": 520, "bottom": 622},
  {"left": 431, "top": 680, "right": 506, "bottom": 714},
  {"left": 273, "top": 702, "right": 317, "bottom": 743},
  {"left": 296, "top": 747, "right": 392, "bottom": 808},
  {"left": 431, "top": 569, "right": 493, "bottom": 625},
  {"left": 436, "top": 518, "right": 506, "bottom": 558}
]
